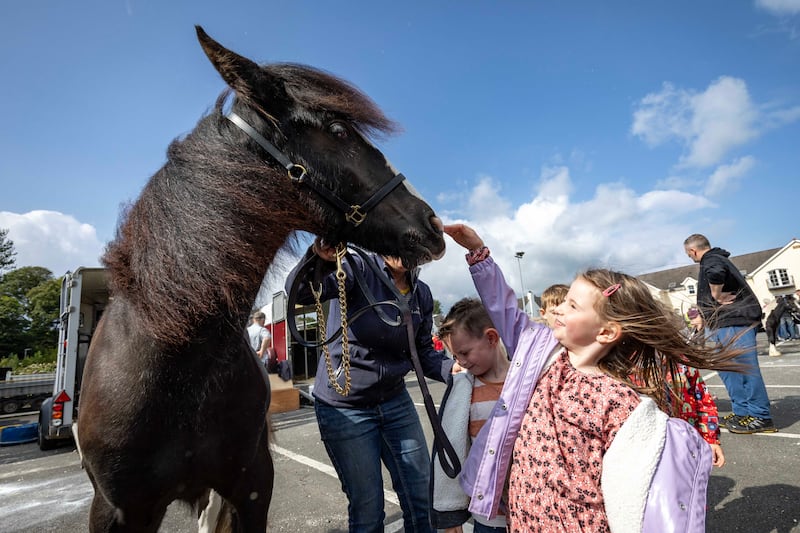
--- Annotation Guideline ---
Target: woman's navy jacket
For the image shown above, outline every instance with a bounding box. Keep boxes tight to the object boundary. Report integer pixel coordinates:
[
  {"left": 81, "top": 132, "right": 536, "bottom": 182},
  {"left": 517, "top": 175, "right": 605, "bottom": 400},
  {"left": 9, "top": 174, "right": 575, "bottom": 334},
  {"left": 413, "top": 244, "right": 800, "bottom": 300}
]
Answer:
[{"left": 285, "top": 247, "right": 453, "bottom": 408}]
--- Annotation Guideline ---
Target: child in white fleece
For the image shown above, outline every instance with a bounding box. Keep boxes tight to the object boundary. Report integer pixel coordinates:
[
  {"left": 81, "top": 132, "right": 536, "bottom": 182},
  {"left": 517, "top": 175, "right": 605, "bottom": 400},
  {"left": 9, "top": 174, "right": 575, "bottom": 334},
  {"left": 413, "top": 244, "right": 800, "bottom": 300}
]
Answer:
[{"left": 431, "top": 297, "right": 509, "bottom": 533}]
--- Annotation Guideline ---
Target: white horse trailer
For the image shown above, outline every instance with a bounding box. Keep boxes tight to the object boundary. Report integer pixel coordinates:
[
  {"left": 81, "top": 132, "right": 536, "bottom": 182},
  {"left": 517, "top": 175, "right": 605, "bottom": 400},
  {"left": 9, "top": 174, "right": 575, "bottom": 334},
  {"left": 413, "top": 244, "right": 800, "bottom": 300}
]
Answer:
[{"left": 38, "top": 267, "right": 109, "bottom": 450}]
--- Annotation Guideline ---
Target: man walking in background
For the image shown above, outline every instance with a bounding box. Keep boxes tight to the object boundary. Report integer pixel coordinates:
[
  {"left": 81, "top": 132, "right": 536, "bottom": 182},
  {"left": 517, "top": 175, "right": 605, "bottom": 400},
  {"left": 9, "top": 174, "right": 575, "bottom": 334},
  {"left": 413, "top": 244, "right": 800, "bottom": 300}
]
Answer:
[
  {"left": 684, "top": 234, "right": 776, "bottom": 434},
  {"left": 247, "top": 310, "right": 271, "bottom": 363}
]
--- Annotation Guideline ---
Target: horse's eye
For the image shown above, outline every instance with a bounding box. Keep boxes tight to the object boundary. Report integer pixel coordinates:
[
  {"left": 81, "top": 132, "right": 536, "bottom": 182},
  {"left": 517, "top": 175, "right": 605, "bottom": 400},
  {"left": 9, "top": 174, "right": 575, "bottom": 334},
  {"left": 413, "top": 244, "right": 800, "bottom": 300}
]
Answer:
[{"left": 328, "top": 122, "right": 348, "bottom": 139}]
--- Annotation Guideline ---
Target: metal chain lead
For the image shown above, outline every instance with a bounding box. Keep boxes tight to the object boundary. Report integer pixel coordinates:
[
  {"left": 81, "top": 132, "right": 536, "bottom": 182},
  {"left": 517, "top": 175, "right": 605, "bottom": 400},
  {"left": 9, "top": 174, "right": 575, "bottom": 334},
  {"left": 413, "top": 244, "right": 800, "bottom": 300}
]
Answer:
[{"left": 311, "top": 243, "right": 351, "bottom": 396}]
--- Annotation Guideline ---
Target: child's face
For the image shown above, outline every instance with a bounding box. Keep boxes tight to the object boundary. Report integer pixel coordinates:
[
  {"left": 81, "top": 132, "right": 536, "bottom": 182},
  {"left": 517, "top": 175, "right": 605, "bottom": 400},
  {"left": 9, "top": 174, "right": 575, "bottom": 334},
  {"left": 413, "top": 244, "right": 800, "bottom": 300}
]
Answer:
[
  {"left": 447, "top": 326, "right": 500, "bottom": 378},
  {"left": 551, "top": 278, "right": 606, "bottom": 349},
  {"left": 540, "top": 305, "right": 559, "bottom": 328}
]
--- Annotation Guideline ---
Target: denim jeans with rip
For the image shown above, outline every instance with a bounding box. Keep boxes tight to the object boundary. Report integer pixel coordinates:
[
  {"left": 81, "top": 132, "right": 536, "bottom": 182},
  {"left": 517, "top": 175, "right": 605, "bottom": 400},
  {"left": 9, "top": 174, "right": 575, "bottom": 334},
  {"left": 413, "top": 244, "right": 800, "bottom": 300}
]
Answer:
[{"left": 315, "top": 388, "right": 434, "bottom": 533}]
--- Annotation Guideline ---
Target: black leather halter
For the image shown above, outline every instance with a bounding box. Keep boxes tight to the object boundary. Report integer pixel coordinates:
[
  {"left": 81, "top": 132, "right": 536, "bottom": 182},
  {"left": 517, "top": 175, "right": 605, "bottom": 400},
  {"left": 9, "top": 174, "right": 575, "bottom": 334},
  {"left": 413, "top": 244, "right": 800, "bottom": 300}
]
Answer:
[{"left": 227, "top": 112, "right": 406, "bottom": 227}]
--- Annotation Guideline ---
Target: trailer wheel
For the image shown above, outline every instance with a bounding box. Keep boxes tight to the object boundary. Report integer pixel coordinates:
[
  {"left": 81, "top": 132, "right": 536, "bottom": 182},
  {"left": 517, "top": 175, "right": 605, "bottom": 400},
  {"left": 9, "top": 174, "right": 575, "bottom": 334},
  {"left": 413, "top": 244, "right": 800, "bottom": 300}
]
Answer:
[
  {"left": 38, "top": 414, "right": 57, "bottom": 451},
  {"left": 1, "top": 400, "right": 20, "bottom": 414}
]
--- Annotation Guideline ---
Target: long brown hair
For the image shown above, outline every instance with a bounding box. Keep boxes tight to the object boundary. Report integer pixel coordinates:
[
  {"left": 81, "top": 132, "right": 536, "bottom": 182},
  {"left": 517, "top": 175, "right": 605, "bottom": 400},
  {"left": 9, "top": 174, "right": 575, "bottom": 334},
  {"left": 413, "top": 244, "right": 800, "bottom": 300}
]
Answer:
[{"left": 580, "top": 268, "right": 744, "bottom": 411}]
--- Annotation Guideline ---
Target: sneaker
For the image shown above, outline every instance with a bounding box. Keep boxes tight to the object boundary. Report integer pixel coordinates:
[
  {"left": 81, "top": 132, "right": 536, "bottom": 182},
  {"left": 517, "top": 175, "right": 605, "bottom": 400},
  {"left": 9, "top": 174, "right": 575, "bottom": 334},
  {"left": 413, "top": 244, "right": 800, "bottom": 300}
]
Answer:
[
  {"left": 769, "top": 344, "right": 783, "bottom": 357},
  {"left": 727, "top": 416, "right": 778, "bottom": 434},
  {"left": 719, "top": 413, "right": 738, "bottom": 429}
]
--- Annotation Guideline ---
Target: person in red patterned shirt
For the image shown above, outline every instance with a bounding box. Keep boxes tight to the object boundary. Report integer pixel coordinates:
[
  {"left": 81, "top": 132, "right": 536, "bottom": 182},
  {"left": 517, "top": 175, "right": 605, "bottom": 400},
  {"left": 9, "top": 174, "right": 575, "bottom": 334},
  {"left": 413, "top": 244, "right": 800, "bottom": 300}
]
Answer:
[
  {"left": 668, "top": 363, "right": 724, "bottom": 466},
  {"left": 630, "top": 359, "right": 724, "bottom": 467},
  {"left": 681, "top": 308, "right": 725, "bottom": 466},
  {"left": 630, "top": 308, "right": 725, "bottom": 466}
]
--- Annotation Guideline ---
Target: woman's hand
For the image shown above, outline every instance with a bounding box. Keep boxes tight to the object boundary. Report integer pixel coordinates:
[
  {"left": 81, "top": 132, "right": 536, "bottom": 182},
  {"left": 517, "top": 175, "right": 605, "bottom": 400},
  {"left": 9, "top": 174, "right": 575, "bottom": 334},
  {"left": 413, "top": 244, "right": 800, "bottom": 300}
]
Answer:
[
  {"left": 444, "top": 224, "right": 484, "bottom": 251},
  {"left": 710, "top": 443, "right": 725, "bottom": 467},
  {"left": 312, "top": 237, "right": 338, "bottom": 262},
  {"left": 717, "top": 293, "right": 736, "bottom": 305}
]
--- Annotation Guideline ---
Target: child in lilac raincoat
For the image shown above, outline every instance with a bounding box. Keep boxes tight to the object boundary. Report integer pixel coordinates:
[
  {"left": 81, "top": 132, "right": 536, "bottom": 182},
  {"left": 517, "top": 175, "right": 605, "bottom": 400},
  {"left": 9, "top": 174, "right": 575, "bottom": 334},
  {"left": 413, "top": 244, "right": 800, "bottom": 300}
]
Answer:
[{"left": 444, "top": 224, "right": 743, "bottom": 533}]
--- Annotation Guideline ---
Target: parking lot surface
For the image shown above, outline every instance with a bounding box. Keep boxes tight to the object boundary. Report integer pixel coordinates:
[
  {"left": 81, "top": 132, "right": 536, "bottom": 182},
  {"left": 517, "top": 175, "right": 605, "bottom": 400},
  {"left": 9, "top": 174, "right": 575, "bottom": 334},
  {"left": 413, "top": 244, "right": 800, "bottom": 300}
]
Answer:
[{"left": 1, "top": 333, "right": 798, "bottom": 532}]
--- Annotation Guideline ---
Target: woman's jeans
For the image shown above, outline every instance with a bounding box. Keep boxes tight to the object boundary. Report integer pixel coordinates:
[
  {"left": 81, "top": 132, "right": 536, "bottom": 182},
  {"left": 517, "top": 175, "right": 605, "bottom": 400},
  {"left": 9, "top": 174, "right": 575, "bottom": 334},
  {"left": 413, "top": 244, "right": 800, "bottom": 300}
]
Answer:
[
  {"left": 315, "top": 388, "right": 433, "bottom": 533},
  {"left": 710, "top": 326, "right": 772, "bottom": 419}
]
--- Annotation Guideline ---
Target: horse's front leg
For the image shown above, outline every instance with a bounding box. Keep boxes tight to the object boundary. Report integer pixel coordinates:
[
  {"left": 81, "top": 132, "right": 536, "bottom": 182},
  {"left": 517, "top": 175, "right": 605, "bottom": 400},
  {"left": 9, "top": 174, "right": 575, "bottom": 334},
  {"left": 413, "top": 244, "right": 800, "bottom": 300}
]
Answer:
[
  {"left": 220, "top": 427, "right": 274, "bottom": 532},
  {"left": 240, "top": 427, "right": 274, "bottom": 532},
  {"left": 86, "top": 476, "right": 167, "bottom": 533},
  {"left": 87, "top": 488, "right": 119, "bottom": 533}
]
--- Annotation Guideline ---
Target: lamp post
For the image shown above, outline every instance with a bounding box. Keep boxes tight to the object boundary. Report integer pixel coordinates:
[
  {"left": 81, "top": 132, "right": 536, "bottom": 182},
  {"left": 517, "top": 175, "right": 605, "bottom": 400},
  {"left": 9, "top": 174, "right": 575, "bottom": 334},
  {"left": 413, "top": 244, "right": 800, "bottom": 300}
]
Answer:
[{"left": 515, "top": 251, "right": 526, "bottom": 312}]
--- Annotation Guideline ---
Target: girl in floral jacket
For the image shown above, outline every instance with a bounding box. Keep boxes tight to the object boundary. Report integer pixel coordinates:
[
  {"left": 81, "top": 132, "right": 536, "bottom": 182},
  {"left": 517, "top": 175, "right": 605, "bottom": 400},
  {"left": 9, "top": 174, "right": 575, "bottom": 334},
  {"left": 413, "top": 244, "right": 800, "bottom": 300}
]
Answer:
[{"left": 444, "top": 224, "right": 742, "bottom": 532}]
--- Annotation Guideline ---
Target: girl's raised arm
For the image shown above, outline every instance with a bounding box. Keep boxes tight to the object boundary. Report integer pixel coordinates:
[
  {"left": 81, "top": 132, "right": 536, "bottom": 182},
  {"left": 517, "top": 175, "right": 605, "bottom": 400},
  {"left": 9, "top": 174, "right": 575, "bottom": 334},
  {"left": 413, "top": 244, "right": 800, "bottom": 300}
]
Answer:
[{"left": 444, "top": 224, "right": 530, "bottom": 350}]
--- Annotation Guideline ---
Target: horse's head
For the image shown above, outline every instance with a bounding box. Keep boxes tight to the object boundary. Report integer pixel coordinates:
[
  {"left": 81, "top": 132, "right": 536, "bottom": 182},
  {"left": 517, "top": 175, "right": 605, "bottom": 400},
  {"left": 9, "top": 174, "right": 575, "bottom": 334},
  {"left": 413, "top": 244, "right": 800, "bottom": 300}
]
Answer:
[{"left": 196, "top": 26, "right": 445, "bottom": 268}]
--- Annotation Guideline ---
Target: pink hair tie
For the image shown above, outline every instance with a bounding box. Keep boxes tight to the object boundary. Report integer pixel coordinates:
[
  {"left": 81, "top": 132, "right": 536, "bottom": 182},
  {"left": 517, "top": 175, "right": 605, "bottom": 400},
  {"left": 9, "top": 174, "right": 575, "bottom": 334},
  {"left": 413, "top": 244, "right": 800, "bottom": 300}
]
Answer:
[{"left": 602, "top": 283, "right": 621, "bottom": 297}]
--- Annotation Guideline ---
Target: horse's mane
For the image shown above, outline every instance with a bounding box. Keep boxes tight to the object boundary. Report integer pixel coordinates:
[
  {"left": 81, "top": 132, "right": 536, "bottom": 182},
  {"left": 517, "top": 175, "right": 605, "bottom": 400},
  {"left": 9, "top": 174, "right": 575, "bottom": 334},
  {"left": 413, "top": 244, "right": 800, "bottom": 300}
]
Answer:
[
  {"left": 271, "top": 63, "right": 399, "bottom": 138},
  {"left": 103, "top": 63, "right": 397, "bottom": 348}
]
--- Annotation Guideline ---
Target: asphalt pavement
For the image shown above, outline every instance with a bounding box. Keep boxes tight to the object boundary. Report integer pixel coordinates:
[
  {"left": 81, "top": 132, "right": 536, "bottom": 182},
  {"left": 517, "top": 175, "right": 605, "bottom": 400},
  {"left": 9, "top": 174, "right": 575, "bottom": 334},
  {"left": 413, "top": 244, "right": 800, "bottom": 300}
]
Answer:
[{"left": 1, "top": 331, "right": 798, "bottom": 532}]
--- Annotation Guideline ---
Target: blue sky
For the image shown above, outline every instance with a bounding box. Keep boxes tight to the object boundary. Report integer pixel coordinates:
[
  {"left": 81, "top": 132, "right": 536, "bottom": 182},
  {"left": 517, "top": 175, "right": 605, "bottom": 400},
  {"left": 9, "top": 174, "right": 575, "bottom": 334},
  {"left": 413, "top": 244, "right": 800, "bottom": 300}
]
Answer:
[{"left": 2, "top": 1, "right": 799, "bottom": 310}]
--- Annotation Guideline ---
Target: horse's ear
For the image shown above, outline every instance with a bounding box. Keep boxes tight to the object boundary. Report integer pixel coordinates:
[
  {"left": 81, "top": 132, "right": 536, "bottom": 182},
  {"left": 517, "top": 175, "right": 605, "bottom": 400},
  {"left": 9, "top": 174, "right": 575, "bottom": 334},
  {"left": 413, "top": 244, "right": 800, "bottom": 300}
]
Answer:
[{"left": 195, "top": 26, "right": 278, "bottom": 103}]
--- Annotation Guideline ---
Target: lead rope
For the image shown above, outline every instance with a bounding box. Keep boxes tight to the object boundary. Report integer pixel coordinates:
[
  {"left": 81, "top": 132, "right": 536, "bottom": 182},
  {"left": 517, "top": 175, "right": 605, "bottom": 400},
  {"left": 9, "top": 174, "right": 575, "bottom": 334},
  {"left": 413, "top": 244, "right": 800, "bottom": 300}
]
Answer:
[
  {"left": 286, "top": 246, "right": 461, "bottom": 478},
  {"left": 310, "top": 243, "right": 352, "bottom": 396},
  {"left": 347, "top": 247, "right": 461, "bottom": 479}
]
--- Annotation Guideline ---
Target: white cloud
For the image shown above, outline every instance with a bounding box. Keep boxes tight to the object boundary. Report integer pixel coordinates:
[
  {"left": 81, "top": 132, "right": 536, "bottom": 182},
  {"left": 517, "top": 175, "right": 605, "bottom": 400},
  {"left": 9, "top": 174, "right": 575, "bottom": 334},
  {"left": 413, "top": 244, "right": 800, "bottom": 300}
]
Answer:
[
  {"left": 687, "top": 78, "right": 759, "bottom": 167},
  {"left": 631, "top": 82, "right": 694, "bottom": 147},
  {"left": 764, "top": 104, "right": 800, "bottom": 127},
  {"left": 654, "top": 174, "right": 702, "bottom": 190},
  {"left": 536, "top": 166, "right": 573, "bottom": 200},
  {"left": 423, "top": 169, "right": 716, "bottom": 312},
  {"left": 467, "top": 176, "right": 512, "bottom": 221},
  {"left": 0, "top": 211, "right": 104, "bottom": 276},
  {"left": 632, "top": 77, "right": 761, "bottom": 168},
  {"left": 756, "top": 0, "right": 800, "bottom": 15},
  {"left": 704, "top": 156, "right": 756, "bottom": 196},
  {"left": 637, "top": 189, "right": 715, "bottom": 213}
]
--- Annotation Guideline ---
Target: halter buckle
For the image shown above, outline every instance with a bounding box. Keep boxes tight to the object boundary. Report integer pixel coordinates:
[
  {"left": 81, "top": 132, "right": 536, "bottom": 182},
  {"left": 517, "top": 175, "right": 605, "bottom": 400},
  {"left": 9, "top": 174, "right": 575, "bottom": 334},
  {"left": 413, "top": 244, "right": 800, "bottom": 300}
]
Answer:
[
  {"left": 287, "top": 164, "right": 307, "bottom": 182},
  {"left": 345, "top": 205, "right": 367, "bottom": 226}
]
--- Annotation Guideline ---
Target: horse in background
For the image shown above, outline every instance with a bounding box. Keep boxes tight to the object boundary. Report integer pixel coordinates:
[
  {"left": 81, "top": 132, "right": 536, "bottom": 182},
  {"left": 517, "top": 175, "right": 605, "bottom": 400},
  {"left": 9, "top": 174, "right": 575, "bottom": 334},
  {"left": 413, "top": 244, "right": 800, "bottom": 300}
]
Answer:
[{"left": 76, "top": 26, "right": 445, "bottom": 532}]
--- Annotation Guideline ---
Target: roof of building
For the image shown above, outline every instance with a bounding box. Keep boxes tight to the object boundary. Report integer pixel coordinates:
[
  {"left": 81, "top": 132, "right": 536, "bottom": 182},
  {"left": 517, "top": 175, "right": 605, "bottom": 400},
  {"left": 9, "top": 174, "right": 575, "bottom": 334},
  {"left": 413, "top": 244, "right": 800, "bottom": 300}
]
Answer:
[{"left": 638, "top": 247, "right": 781, "bottom": 290}]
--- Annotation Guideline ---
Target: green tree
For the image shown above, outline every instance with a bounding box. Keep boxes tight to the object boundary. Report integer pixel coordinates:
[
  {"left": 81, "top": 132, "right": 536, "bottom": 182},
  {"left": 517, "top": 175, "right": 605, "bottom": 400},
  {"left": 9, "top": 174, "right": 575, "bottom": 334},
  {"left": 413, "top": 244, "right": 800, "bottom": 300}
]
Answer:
[
  {"left": 0, "top": 228, "right": 16, "bottom": 275},
  {"left": 26, "top": 277, "right": 62, "bottom": 354},
  {"left": 0, "top": 267, "right": 58, "bottom": 359},
  {"left": 0, "top": 295, "right": 29, "bottom": 358},
  {"left": 0, "top": 266, "right": 54, "bottom": 307}
]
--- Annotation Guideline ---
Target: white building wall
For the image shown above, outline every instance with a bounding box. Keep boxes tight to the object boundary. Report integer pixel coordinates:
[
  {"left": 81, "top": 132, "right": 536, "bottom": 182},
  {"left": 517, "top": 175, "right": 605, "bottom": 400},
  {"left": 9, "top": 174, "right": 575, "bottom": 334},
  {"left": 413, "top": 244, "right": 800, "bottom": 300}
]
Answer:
[
  {"left": 664, "top": 286, "right": 697, "bottom": 316},
  {"left": 747, "top": 239, "right": 800, "bottom": 306}
]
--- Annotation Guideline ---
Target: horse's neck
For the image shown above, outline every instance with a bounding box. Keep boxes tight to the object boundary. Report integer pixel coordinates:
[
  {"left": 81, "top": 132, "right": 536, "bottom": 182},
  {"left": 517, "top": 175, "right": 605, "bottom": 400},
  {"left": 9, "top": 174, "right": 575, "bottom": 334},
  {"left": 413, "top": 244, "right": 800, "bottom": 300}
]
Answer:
[{"left": 106, "top": 147, "right": 298, "bottom": 347}]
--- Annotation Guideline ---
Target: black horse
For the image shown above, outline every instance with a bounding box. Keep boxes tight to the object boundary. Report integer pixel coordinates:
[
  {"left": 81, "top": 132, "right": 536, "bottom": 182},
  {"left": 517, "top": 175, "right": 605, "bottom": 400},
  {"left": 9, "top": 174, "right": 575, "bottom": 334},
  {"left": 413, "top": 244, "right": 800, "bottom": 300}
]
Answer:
[{"left": 76, "top": 26, "right": 445, "bottom": 532}]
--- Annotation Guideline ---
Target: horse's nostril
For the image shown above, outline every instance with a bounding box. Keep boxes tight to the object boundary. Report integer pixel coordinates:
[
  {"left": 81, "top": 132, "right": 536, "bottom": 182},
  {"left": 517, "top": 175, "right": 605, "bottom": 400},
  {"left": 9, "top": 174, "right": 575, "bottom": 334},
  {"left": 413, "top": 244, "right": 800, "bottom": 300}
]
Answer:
[{"left": 430, "top": 216, "right": 444, "bottom": 234}]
